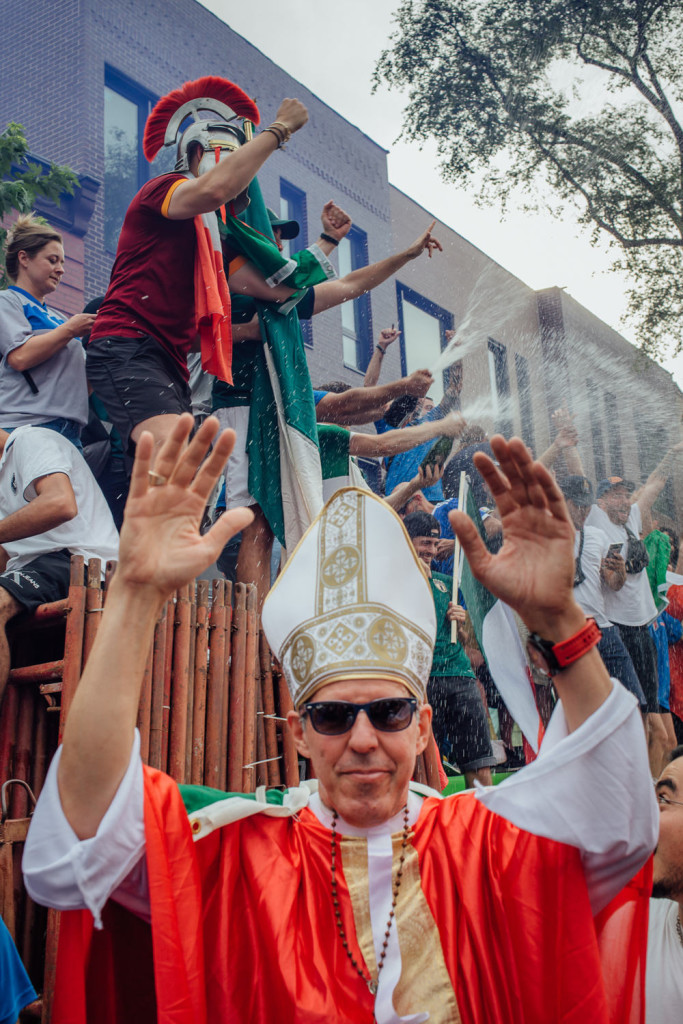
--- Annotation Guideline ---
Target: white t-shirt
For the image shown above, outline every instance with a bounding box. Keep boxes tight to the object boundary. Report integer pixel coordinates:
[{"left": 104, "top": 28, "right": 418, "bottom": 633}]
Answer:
[
  {"left": 573, "top": 525, "right": 612, "bottom": 628},
  {"left": 646, "top": 899, "right": 683, "bottom": 1023},
  {"left": 585, "top": 504, "right": 656, "bottom": 626},
  {"left": 0, "top": 425, "right": 119, "bottom": 571}
]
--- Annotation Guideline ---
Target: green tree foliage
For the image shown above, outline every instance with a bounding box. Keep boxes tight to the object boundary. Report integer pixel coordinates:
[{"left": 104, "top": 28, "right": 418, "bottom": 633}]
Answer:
[
  {"left": 0, "top": 122, "right": 79, "bottom": 287},
  {"left": 375, "top": 0, "right": 683, "bottom": 357}
]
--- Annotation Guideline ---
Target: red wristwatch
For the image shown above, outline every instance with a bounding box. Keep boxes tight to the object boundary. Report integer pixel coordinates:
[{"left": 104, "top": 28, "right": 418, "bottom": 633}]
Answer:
[{"left": 526, "top": 618, "right": 602, "bottom": 678}]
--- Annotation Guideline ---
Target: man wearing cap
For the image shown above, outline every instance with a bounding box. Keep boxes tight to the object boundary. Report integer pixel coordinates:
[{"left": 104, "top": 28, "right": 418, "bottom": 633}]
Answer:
[
  {"left": 561, "top": 474, "right": 646, "bottom": 706},
  {"left": 587, "top": 442, "right": 683, "bottom": 773},
  {"left": 403, "top": 510, "right": 496, "bottom": 787},
  {"left": 24, "top": 422, "right": 656, "bottom": 1023}
]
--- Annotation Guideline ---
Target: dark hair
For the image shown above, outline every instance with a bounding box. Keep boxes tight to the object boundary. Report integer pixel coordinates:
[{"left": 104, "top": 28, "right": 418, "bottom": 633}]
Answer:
[
  {"left": 4, "top": 213, "right": 62, "bottom": 281},
  {"left": 668, "top": 745, "right": 683, "bottom": 764},
  {"left": 403, "top": 511, "right": 440, "bottom": 540},
  {"left": 317, "top": 381, "right": 351, "bottom": 394}
]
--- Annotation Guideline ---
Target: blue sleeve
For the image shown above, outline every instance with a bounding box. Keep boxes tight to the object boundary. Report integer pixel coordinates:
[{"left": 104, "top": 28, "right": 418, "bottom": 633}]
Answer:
[{"left": 662, "top": 612, "right": 683, "bottom": 645}]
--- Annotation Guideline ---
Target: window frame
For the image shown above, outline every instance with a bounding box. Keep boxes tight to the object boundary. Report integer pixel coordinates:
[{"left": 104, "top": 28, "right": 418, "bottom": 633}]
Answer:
[
  {"left": 395, "top": 282, "right": 453, "bottom": 397},
  {"left": 339, "top": 225, "right": 372, "bottom": 373}
]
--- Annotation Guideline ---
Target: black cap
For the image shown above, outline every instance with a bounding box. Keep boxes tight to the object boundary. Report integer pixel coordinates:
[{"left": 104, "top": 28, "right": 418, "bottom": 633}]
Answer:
[
  {"left": 267, "top": 207, "right": 299, "bottom": 240},
  {"left": 596, "top": 476, "right": 635, "bottom": 499},
  {"left": 403, "top": 512, "right": 440, "bottom": 539},
  {"left": 560, "top": 475, "right": 594, "bottom": 507}
]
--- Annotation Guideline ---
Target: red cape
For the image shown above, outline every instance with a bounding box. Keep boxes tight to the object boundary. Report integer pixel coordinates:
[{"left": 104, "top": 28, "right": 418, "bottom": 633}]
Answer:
[{"left": 52, "top": 766, "right": 651, "bottom": 1023}]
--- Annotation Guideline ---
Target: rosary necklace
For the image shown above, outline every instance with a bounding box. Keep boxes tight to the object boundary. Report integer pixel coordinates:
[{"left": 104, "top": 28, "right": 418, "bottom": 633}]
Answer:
[
  {"left": 676, "top": 914, "right": 683, "bottom": 949},
  {"left": 330, "top": 804, "right": 410, "bottom": 996}
]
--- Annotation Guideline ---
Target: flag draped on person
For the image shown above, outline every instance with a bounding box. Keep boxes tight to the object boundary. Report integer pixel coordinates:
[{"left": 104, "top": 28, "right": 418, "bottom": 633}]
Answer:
[
  {"left": 457, "top": 475, "right": 545, "bottom": 752},
  {"left": 222, "top": 178, "right": 326, "bottom": 549}
]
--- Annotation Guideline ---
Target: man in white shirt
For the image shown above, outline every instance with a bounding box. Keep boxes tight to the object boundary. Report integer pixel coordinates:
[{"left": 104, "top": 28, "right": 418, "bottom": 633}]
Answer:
[
  {"left": 648, "top": 746, "right": 683, "bottom": 1023},
  {"left": 586, "top": 444, "right": 683, "bottom": 773},
  {"left": 560, "top": 475, "right": 645, "bottom": 706},
  {"left": 0, "top": 424, "right": 119, "bottom": 703}
]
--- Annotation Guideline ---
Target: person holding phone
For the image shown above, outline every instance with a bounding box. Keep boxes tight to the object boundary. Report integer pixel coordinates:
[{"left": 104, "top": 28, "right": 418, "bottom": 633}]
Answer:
[{"left": 560, "top": 476, "right": 645, "bottom": 707}]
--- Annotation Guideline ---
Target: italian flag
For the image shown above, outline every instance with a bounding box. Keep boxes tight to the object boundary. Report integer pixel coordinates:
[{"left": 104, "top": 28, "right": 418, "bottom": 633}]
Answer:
[{"left": 457, "top": 476, "right": 545, "bottom": 753}]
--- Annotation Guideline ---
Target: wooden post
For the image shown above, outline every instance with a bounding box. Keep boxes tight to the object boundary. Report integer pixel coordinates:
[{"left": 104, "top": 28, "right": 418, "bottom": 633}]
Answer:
[
  {"left": 0, "top": 683, "right": 19, "bottom": 784},
  {"left": 82, "top": 558, "right": 103, "bottom": 663},
  {"left": 241, "top": 586, "right": 258, "bottom": 793},
  {"left": 169, "top": 585, "right": 192, "bottom": 783},
  {"left": 10, "top": 687, "right": 34, "bottom": 820},
  {"left": 204, "top": 580, "right": 226, "bottom": 789},
  {"left": 191, "top": 581, "right": 209, "bottom": 785},
  {"left": 275, "top": 663, "right": 299, "bottom": 789},
  {"left": 184, "top": 587, "right": 197, "bottom": 782},
  {"left": 59, "top": 556, "right": 86, "bottom": 738},
  {"left": 228, "top": 585, "right": 247, "bottom": 792},
  {"left": 149, "top": 602, "right": 169, "bottom": 770},
  {"left": 259, "top": 633, "right": 281, "bottom": 787},
  {"left": 161, "top": 593, "right": 175, "bottom": 773},
  {"left": 219, "top": 582, "right": 233, "bottom": 791}
]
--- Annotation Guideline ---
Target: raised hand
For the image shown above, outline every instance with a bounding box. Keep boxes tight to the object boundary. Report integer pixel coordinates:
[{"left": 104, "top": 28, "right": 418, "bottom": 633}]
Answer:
[
  {"left": 378, "top": 327, "right": 400, "bottom": 350},
  {"left": 273, "top": 98, "right": 308, "bottom": 133},
  {"left": 406, "top": 368, "right": 434, "bottom": 396},
  {"left": 448, "top": 435, "right": 584, "bottom": 641},
  {"left": 320, "top": 200, "right": 352, "bottom": 241},
  {"left": 119, "top": 414, "right": 254, "bottom": 602},
  {"left": 405, "top": 220, "right": 443, "bottom": 260}
]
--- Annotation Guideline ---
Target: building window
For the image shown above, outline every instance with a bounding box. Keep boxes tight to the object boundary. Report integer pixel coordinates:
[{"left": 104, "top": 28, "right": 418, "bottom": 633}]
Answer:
[
  {"left": 396, "top": 283, "right": 453, "bottom": 403},
  {"left": 602, "top": 389, "right": 626, "bottom": 477},
  {"left": 488, "top": 338, "right": 512, "bottom": 436},
  {"left": 604, "top": 390, "right": 623, "bottom": 476},
  {"left": 514, "top": 353, "right": 535, "bottom": 451},
  {"left": 340, "top": 227, "right": 372, "bottom": 372},
  {"left": 104, "top": 67, "right": 174, "bottom": 254},
  {"left": 279, "top": 179, "right": 308, "bottom": 259},
  {"left": 585, "top": 378, "right": 607, "bottom": 480},
  {"left": 279, "top": 179, "right": 311, "bottom": 345}
]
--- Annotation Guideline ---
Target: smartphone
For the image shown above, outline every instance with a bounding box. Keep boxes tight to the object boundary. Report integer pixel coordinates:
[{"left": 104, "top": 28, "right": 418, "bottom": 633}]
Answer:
[{"left": 607, "top": 543, "right": 623, "bottom": 557}]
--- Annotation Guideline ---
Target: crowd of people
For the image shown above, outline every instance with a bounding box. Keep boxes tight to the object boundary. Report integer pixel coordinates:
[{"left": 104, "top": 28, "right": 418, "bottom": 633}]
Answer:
[{"left": 0, "top": 73, "right": 681, "bottom": 1022}]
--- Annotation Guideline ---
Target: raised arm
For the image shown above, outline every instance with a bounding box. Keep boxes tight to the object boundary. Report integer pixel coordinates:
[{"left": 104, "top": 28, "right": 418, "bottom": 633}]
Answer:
[
  {"left": 57, "top": 416, "right": 253, "bottom": 839},
  {"left": 311, "top": 222, "right": 442, "bottom": 315},
  {"left": 349, "top": 411, "right": 465, "bottom": 459},
  {"left": 166, "top": 99, "right": 308, "bottom": 220},
  {"left": 449, "top": 436, "right": 612, "bottom": 733},
  {"left": 633, "top": 439, "right": 683, "bottom": 517},
  {"left": 364, "top": 328, "right": 400, "bottom": 387},
  {"left": 315, "top": 368, "right": 433, "bottom": 426},
  {"left": 538, "top": 407, "right": 584, "bottom": 475},
  {"left": 382, "top": 464, "right": 443, "bottom": 512}
]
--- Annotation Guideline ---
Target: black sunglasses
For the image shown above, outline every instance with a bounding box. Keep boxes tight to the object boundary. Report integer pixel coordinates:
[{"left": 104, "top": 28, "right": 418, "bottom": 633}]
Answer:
[{"left": 302, "top": 698, "right": 418, "bottom": 736}]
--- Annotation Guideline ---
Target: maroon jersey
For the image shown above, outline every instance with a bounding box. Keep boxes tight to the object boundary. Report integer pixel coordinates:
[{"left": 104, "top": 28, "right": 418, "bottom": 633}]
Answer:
[{"left": 91, "top": 174, "right": 196, "bottom": 376}]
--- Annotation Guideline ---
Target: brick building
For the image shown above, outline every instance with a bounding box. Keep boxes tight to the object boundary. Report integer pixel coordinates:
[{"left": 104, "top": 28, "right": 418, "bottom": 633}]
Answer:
[{"left": 1, "top": 0, "right": 681, "bottom": 505}]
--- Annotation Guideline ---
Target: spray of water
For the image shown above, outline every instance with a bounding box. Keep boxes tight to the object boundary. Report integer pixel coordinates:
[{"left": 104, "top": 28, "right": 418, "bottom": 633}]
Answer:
[{"left": 430, "top": 265, "right": 528, "bottom": 376}]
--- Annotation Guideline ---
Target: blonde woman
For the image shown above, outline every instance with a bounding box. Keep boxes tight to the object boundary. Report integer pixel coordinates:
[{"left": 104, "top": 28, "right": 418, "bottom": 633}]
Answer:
[{"left": 0, "top": 215, "right": 94, "bottom": 447}]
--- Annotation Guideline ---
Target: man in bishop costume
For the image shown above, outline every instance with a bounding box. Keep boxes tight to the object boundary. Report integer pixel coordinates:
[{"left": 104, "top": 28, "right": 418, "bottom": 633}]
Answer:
[{"left": 23, "top": 415, "right": 657, "bottom": 1023}]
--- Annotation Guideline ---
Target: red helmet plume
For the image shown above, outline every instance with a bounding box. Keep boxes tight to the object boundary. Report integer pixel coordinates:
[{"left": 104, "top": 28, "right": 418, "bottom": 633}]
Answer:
[{"left": 143, "top": 75, "right": 260, "bottom": 162}]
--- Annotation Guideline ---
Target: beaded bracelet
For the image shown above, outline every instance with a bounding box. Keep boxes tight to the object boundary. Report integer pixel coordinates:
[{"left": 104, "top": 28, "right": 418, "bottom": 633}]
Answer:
[{"left": 320, "top": 232, "right": 339, "bottom": 247}]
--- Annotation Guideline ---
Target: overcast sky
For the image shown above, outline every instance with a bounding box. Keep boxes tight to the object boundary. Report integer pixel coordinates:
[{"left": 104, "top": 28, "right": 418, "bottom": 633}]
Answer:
[{"left": 200, "top": 0, "right": 682, "bottom": 387}]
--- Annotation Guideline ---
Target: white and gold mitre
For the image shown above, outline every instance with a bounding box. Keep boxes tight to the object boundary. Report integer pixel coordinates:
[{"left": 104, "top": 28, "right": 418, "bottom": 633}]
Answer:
[{"left": 262, "top": 487, "right": 437, "bottom": 707}]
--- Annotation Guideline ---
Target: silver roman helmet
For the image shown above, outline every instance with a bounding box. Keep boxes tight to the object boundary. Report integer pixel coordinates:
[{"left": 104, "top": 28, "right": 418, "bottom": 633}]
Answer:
[{"left": 143, "top": 75, "right": 260, "bottom": 174}]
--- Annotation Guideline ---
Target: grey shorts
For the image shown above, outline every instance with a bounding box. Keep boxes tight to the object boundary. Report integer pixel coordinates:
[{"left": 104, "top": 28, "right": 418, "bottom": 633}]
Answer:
[{"left": 427, "top": 674, "right": 496, "bottom": 772}]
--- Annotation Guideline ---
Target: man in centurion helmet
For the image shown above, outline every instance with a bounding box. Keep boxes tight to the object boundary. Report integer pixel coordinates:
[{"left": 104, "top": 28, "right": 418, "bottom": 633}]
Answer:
[
  {"left": 86, "top": 76, "right": 308, "bottom": 467},
  {"left": 24, "top": 419, "right": 657, "bottom": 1023}
]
